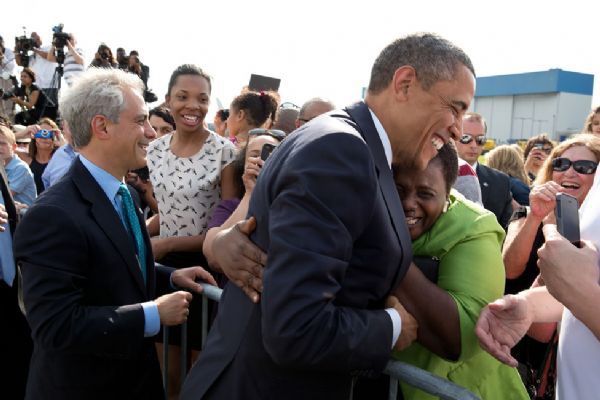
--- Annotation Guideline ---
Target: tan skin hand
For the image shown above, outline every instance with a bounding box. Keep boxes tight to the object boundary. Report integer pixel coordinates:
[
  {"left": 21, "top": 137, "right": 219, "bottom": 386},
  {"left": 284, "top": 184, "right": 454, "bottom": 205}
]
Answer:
[
  {"left": 529, "top": 181, "right": 562, "bottom": 221},
  {"left": 155, "top": 291, "right": 193, "bottom": 326},
  {"left": 171, "top": 266, "right": 218, "bottom": 294},
  {"left": 475, "top": 295, "right": 532, "bottom": 367}
]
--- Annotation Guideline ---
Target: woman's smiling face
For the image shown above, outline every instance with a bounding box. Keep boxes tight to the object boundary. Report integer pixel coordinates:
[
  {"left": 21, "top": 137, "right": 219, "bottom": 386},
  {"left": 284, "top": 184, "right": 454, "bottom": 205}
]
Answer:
[{"left": 395, "top": 158, "right": 449, "bottom": 240}]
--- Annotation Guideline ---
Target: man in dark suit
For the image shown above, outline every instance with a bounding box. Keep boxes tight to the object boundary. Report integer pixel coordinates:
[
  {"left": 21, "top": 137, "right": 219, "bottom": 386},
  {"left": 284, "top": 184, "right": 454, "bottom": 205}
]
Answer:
[
  {"left": 14, "top": 68, "right": 216, "bottom": 400},
  {"left": 181, "top": 33, "right": 476, "bottom": 400},
  {"left": 455, "top": 112, "right": 513, "bottom": 229},
  {"left": 0, "top": 159, "right": 32, "bottom": 400}
]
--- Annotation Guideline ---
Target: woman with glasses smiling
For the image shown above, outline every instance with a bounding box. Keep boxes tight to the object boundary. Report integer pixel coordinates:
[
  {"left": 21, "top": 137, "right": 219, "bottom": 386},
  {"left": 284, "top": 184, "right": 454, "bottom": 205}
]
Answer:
[{"left": 501, "top": 133, "right": 600, "bottom": 397}]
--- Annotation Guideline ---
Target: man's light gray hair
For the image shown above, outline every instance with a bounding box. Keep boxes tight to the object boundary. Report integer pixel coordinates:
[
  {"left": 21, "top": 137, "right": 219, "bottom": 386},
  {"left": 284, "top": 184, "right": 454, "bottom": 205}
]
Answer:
[
  {"left": 59, "top": 68, "right": 145, "bottom": 148},
  {"left": 368, "top": 33, "right": 475, "bottom": 93}
]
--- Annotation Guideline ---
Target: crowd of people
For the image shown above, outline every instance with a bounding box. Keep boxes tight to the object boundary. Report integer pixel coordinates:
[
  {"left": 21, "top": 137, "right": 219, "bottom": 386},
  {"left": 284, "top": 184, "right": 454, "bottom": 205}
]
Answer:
[{"left": 1, "top": 29, "right": 600, "bottom": 400}]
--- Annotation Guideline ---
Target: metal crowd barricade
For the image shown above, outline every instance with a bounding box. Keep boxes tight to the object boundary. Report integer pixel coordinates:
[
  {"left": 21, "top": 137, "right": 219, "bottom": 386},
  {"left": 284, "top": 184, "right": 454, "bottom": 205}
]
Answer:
[{"left": 161, "top": 281, "right": 480, "bottom": 400}]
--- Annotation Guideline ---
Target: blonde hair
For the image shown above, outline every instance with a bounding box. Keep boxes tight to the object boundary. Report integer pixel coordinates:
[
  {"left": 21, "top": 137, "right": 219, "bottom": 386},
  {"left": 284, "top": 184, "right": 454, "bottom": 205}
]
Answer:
[
  {"left": 486, "top": 144, "right": 530, "bottom": 185},
  {"left": 0, "top": 125, "right": 16, "bottom": 145},
  {"left": 534, "top": 133, "right": 600, "bottom": 186},
  {"left": 583, "top": 106, "right": 600, "bottom": 133}
]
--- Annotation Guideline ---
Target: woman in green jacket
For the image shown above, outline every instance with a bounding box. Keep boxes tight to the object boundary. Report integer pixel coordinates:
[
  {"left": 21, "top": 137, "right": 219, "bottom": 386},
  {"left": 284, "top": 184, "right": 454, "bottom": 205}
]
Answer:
[{"left": 392, "top": 143, "right": 528, "bottom": 400}]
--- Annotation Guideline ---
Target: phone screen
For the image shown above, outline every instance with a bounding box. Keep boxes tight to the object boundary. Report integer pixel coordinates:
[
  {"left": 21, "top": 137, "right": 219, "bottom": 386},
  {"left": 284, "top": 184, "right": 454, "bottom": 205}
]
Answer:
[{"left": 555, "top": 193, "right": 580, "bottom": 245}]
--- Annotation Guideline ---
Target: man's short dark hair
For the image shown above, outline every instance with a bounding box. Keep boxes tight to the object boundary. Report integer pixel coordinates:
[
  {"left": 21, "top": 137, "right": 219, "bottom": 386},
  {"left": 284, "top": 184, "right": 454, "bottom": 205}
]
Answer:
[
  {"left": 149, "top": 106, "right": 175, "bottom": 130},
  {"left": 368, "top": 33, "right": 475, "bottom": 94}
]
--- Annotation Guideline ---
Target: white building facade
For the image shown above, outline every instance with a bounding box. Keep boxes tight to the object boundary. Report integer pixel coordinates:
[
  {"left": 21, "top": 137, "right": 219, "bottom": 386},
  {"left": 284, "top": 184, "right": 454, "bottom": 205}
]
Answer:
[{"left": 472, "top": 69, "right": 594, "bottom": 142}]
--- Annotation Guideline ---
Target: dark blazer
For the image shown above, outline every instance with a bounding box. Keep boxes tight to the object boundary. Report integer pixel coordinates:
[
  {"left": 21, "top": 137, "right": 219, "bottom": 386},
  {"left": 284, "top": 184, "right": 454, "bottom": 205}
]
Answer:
[
  {"left": 477, "top": 163, "right": 513, "bottom": 229},
  {"left": 181, "top": 102, "right": 412, "bottom": 400},
  {"left": 14, "top": 158, "right": 169, "bottom": 400}
]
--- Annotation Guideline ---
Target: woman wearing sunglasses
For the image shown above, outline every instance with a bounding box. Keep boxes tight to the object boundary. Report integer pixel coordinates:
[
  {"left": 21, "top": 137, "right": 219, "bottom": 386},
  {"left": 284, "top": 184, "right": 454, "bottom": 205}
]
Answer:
[{"left": 501, "top": 133, "right": 600, "bottom": 396}]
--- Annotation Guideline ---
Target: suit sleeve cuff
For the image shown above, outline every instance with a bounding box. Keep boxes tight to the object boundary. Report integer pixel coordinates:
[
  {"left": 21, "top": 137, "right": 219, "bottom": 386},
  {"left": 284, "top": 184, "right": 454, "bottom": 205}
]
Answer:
[
  {"left": 142, "top": 301, "right": 160, "bottom": 337},
  {"left": 385, "top": 308, "right": 402, "bottom": 349}
]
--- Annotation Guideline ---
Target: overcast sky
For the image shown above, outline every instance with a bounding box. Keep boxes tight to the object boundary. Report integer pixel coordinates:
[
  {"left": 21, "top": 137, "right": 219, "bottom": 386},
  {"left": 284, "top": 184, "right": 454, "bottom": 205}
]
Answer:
[{"left": 4, "top": 0, "right": 598, "bottom": 120}]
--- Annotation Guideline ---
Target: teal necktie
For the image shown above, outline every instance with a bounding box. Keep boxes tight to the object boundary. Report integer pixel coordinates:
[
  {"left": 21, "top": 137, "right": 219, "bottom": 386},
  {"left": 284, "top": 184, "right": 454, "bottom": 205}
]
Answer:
[{"left": 118, "top": 184, "right": 146, "bottom": 284}]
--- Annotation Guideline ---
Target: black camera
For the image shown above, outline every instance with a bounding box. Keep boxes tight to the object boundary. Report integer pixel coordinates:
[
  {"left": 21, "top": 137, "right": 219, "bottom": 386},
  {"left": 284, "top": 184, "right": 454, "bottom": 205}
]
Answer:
[
  {"left": 52, "top": 24, "right": 70, "bottom": 49},
  {"left": 0, "top": 89, "right": 15, "bottom": 100},
  {"left": 0, "top": 76, "right": 19, "bottom": 100},
  {"left": 101, "top": 52, "right": 110, "bottom": 60},
  {"left": 15, "top": 35, "right": 35, "bottom": 52}
]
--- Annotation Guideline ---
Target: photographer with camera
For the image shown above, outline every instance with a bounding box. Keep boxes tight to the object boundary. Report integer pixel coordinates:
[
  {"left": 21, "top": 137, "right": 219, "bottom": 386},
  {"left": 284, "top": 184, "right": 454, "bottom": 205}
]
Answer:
[
  {"left": 10, "top": 68, "right": 44, "bottom": 126},
  {"left": 128, "top": 50, "right": 157, "bottom": 102},
  {"left": 89, "top": 43, "right": 117, "bottom": 68},
  {"left": 15, "top": 32, "right": 56, "bottom": 93},
  {"left": 46, "top": 31, "right": 84, "bottom": 88},
  {"left": 116, "top": 47, "right": 128, "bottom": 70},
  {"left": 0, "top": 35, "right": 16, "bottom": 118}
]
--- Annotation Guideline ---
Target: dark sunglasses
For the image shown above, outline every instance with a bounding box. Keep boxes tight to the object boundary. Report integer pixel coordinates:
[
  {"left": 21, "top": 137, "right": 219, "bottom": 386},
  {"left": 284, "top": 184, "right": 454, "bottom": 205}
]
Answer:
[
  {"left": 248, "top": 128, "right": 286, "bottom": 141},
  {"left": 532, "top": 143, "right": 553, "bottom": 155},
  {"left": 552, "top": 157, "right": 598, "bottom": 175},
  {"left": 459, "top": 134, "right": 486, "bottom": 146},
  {"left": 34, "top": 129, "right": 54, "bottom": 139}
]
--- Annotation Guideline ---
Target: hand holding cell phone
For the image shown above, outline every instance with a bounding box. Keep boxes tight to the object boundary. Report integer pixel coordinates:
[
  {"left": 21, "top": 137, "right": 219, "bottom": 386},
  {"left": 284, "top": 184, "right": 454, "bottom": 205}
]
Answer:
[{"left": 243, "top": 156, "right": 264, "bottom": 194}]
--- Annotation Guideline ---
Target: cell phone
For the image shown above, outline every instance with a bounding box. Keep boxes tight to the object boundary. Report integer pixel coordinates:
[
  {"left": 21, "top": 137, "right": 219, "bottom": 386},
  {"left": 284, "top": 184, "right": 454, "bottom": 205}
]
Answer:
[
  {"left": 260, "top": 143, "right": 276, "bottom": 161},
  {"left": 555, "top": 193, "right": 580, "bottom": 245}
]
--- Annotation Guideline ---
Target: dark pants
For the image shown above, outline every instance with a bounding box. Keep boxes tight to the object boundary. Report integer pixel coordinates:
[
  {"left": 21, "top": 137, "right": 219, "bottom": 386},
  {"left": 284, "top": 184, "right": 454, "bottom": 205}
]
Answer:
[{"left": 0, "top": 279, "right": 33, "bottom": 399}]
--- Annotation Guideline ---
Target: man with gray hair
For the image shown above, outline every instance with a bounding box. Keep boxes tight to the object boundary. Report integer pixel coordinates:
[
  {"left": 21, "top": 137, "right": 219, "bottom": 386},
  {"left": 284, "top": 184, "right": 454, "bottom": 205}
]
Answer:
[
  {"left": 182, "top": 33, "right": 475, "bottom": 399},
  {"left": 14, "top": 68, "right": 216, "bottom": 399}
]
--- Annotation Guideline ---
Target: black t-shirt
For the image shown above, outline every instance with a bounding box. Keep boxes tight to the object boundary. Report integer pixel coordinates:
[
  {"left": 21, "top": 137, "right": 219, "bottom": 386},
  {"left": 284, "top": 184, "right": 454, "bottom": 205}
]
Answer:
[
  {"left": 15, "top": 84, "right": 45, "bottom": 117},
  {"left": 504, "top": 224, "right": 545, "bottom": 295}
]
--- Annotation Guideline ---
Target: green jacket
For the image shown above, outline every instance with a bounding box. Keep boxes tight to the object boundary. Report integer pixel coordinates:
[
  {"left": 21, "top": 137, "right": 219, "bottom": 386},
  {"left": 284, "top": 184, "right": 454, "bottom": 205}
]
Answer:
[{"left": 394, "top": 191, "right": 528, "bottom": 400}]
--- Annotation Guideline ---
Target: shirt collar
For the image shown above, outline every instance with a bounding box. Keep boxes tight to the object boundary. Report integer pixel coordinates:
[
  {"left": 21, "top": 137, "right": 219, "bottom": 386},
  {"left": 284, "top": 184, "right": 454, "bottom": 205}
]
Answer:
[
  {"left": 368, "top": 108, "right": 392, "bottom": 169},
  {"left": 79, "top": 155, "right": 122, "bottom": 203}
]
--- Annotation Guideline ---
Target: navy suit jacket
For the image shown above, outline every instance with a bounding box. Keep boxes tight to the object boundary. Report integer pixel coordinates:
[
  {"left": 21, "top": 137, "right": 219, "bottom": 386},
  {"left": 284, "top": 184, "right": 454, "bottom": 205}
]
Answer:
[
  {"left": 181, "top": 102, "right": 412, "bottom": 400},
  {"left": 477, "top": 163, "right": 513, "bottom": 229},
  {"left": 15, "top": 158, "right": 170, "bottom": 400}
]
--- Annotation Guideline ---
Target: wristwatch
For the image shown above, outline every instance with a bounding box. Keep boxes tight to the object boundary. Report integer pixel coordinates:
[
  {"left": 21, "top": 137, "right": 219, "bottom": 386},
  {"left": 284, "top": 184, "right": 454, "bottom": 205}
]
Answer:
[{"left": 508, "top": 205, "right": 528, "bottom": 223}]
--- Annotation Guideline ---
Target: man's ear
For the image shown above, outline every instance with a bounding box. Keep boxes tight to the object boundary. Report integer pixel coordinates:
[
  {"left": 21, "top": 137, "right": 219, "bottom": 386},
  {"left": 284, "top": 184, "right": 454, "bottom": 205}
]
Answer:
[
  {"left": 90, "top": 115, "right": 110, "bottom": 140},
  {"left": 392, "top": 66, "right": 417, "bottom": 101},
  {"left": 165, "top": 94, "right": 170, "bottom": 108}
]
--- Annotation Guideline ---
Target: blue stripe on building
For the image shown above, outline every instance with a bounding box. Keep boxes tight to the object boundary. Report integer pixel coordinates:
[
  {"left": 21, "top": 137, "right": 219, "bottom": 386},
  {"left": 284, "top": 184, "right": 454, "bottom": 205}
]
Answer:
[{"left": 475, "top": 69, "right": 594, "bottom": 97}]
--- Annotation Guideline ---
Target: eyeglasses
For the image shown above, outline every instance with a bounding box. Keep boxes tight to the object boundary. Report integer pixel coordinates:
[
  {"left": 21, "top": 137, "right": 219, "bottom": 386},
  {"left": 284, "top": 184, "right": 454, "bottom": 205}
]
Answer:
[
  {"left": 248, "top": 128, "right": 286, "bottom": 141},
  {"left": 459, "top": 134, "right": 486, "bottom": 146},
  {"left": 34, "top": 129, "right": 54, "bottom": 139},
  {"left": 280, "top": 102, "right": 299, "bottom": 110},
  {"left": 552, "top": 157, "right": 598, "bottom": 175},
  {"left": 532, "top": 143, "right": 553, "bottom": 155}
]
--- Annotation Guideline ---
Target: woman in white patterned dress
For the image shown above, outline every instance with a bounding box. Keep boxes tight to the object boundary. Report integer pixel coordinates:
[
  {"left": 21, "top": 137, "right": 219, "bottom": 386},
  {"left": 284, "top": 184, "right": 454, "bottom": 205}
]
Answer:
[{"left": 147, "top": 64, "right": 236, "bottom": 267}]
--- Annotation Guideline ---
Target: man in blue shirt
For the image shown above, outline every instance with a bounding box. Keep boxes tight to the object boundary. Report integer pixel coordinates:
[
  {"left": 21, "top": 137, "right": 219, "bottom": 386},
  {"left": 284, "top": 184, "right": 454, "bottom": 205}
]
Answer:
[
  {"left": 14, "top": 68, "right": 217, "bottom": 400},
  {"left": 41, "top": 120, "right": 79, "bottom": 189},
  {"left": 0, "top": 125, "right": 36, "bottom": 205}
]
